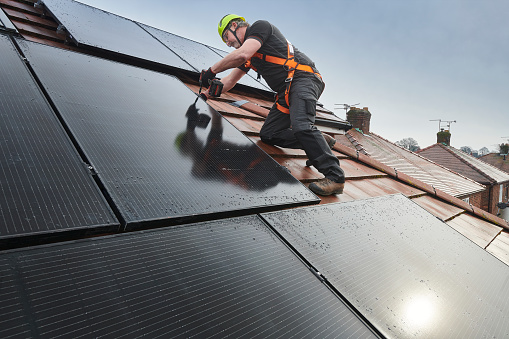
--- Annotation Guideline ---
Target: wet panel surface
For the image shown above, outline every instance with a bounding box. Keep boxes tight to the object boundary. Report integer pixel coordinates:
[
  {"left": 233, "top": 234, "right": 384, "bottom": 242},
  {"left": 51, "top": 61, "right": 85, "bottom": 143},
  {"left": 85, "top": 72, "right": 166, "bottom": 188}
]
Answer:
[
  {"left": 0, "top": 34, "right": 118, "bottom": 245},
  {"left": 18, "top": 39, "right": 318, "bottom": 228},
  {"left": 261, "top": 194, "right": 509, "bottom": 338},
  {"left": 0, "top": 215, "right": 379, "bottom": 338},
  {"left": 42, "top": 0, "right": 192, "bottom": 70}
]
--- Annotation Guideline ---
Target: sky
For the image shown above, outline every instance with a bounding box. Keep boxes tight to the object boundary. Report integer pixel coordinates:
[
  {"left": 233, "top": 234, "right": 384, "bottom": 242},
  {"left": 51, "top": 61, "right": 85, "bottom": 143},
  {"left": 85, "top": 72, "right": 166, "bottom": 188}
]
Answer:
[{"left": 76, "top": 0, "right": 508, "bottom": 152}]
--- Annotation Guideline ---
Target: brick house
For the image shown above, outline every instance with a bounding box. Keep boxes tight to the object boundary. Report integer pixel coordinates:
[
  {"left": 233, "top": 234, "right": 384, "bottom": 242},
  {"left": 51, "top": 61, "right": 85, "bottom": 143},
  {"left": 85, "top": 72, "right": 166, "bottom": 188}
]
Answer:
[{"left": 418, "top": 134, "right": 509, "bottom": 218}]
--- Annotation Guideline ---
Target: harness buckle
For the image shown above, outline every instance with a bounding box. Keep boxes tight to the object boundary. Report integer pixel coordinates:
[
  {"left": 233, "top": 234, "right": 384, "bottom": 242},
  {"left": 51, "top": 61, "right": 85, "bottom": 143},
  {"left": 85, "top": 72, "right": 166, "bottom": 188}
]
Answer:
[{"left": 285, "top": 77, "right": 293, "bottom": 83}]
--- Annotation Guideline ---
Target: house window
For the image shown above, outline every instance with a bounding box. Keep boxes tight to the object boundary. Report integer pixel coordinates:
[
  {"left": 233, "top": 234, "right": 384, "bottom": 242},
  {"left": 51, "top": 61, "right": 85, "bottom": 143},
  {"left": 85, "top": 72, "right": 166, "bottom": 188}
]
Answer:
[
  {"left": 463, "top": 197, "right": 470, "bottom": 204},
  {"left": 500, "top": 184, "right": 504, "bottom": 203}
]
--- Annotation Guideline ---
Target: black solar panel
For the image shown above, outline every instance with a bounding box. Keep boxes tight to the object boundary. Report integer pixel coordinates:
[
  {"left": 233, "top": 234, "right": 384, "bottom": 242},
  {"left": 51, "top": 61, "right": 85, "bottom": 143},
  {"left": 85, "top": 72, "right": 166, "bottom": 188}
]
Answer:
[
  {"left": 0, "top": 215, "right": 379, "bottom": 338},
  {"left": 17, "top": 39, "right": 319, "bottom": 229},
  {"left": 139, "top": 23, "right": 272, "bottom": 92},
  {"left": 0, "top": 34, "right": 118, "bottom": 247},
  {"left": 42, "top": 0, "right": 193, "bottom": 71},
  {"left": 261, "top": 194, "right": 509, "bottom": 338}
]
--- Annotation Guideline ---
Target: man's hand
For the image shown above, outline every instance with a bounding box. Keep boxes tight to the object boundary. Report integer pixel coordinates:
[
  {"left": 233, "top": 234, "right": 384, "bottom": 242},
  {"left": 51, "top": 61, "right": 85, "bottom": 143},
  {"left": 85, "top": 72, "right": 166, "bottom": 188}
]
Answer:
[{"left": 199, "top": 67, "right": 216, "bottom": 88}]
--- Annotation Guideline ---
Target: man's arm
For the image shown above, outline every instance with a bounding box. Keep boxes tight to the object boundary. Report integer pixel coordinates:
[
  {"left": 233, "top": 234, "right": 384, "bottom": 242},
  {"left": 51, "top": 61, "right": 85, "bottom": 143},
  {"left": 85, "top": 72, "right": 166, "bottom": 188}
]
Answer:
[
  {"left": 220, "top": 68, "right": 248, "bottom": 93},
  {"left": 210, "top": 38, "right": 262, "bottom": 74}
]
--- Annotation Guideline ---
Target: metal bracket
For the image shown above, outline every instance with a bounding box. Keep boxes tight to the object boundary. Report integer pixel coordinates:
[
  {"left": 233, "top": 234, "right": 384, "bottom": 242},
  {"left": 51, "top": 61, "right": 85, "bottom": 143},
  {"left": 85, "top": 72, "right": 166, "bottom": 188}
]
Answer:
[
  {"left": 310, "top": 267, "right": 325, "bottom": 282},
  {"left": 56, "top": 24, "right": 65, "bottom": 35}
]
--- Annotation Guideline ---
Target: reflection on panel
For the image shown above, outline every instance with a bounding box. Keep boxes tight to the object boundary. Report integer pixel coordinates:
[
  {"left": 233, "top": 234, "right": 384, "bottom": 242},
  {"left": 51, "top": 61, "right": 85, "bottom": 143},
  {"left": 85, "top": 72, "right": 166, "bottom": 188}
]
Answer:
[
  {"left": 18, "top": 38, "right": 319, "bottom": 229},
  {"left": 0, "top": 215, "right": 379, "bottom": 338},
  {"left": 42, "top": 0, "right": 192, "bottom": 71},
  {"left": 209, "top": 45, "right": 273, "bottom": 91},
  {"left": 0, "top": 35, "right": 118, "bottom": 247},
  {"left": 140, "top": 23, "right": 271, "bottom": 92},
  {"left": 261, "top": 194, "right": 509, "bottom": 338}
]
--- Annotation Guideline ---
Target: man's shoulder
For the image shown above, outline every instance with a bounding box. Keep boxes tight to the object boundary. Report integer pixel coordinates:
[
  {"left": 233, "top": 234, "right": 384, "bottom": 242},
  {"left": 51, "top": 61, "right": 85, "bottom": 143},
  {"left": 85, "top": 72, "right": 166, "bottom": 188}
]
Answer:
[{"left": 249, "top": 20, "right": 272, "bottom": 31}]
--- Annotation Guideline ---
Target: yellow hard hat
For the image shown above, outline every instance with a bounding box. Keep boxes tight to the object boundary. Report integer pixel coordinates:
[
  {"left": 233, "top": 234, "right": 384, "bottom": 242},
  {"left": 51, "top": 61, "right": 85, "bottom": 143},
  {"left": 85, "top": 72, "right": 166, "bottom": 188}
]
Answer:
[{"left": 218, "top": 14, "right": 245, "bottom": 42}]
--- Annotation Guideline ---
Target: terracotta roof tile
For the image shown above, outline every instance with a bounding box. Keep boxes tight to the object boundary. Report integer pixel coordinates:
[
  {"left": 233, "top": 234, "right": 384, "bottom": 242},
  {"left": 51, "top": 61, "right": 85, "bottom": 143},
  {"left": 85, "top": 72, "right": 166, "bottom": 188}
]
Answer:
[
  {"left": 480, "top": 153, "right": 509, "bottom": 174},
  {"left": 346, "top": 129, "right": 486, "bottom": 197},
  {"left": 412, "top": 195, "right": 464, "bottom": 221},
  {"left": 447, "top": 213, "right": 502, "bottom": 248},
  {"left": 486, "top": 231, "right": 509, "bottom": 266}
]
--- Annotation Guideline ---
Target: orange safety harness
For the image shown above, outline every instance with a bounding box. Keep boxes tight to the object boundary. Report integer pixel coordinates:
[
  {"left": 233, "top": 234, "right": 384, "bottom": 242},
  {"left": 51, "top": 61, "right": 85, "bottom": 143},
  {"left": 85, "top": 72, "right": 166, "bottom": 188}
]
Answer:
[{"left": 244, "top": 40, "right": 322, "bottom": 114}]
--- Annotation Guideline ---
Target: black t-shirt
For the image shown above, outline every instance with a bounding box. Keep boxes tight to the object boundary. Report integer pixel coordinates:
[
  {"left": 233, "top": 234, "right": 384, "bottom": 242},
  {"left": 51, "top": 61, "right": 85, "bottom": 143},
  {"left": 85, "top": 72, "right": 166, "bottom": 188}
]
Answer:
[{"left": 239, "top": 20, "right": 319, "bottom": 92}]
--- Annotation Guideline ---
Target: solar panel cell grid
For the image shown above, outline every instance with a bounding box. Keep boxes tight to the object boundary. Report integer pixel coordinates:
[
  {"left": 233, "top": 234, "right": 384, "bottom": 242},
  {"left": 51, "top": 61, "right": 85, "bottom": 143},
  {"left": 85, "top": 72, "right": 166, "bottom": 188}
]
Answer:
[
  {"left": 261, "top": 194, "right": 509, "bottom": 338},
  {"left": 42, "top": 0, "right": 193, "bottom": 71},
  {"left": 0, "top": 216, "right": 379, "bottom": 338},
  {"left": 0, "top": 34, "right": 119, "bottom": 244}
]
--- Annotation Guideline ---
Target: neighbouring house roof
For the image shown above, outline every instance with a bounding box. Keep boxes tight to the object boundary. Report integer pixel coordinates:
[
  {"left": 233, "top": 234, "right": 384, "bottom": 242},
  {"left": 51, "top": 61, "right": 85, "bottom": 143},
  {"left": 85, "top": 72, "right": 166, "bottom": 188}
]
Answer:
[
  {"left": 418, "top": 143, "right": 509, "bottom": 185},
  {"left": 336, "top": 129, "right": 486, "bottom": 198},
  {"left": 480, "top": 153, "right": 509, "bottom": 175},
  {"left": 2, "top": 0, "right": 509, "bottom": 337}
]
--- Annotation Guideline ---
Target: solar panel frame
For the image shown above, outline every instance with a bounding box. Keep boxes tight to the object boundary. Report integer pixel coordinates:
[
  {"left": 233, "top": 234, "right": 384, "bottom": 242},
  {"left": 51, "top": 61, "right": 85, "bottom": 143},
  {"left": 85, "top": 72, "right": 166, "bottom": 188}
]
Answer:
[
  {"left": 261, "top": 194, "right": 509, "bottom": 338},
  {"left": 41, "top": 0, "right": 194, "bottom": 72},
  {"left": 0, "top": 215, "right": 380, "bottom": 338},
  {"left": 0, "top": 34, "right": 119, "bottom": 248},
  {"left": 17, "top": 38, "right": 319, "bottom": 230}
]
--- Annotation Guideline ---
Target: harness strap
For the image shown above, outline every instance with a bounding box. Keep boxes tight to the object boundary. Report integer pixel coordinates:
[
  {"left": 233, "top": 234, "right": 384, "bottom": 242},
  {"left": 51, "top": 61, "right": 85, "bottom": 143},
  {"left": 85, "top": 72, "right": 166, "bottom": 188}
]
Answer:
[{"left": 245, "top": 40, "right": 322, "bottom": 114}]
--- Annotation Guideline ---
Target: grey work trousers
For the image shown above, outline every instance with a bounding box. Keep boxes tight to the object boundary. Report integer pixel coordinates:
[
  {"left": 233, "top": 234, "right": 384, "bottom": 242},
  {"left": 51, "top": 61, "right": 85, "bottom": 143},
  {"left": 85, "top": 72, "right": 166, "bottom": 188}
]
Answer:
[{"left": 259, "top": 75, "right": 345, "bottom": 183}]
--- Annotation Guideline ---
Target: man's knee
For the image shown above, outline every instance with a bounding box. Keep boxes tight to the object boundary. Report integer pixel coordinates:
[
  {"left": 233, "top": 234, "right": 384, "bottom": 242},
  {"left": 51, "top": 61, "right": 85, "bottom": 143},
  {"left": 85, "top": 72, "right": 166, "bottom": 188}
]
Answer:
[
  {"left": 259, "top": 127, "right": 271, "bottom": 144},
  {"left": 260, "top": 134, "right": 275, "bottom": 145}
]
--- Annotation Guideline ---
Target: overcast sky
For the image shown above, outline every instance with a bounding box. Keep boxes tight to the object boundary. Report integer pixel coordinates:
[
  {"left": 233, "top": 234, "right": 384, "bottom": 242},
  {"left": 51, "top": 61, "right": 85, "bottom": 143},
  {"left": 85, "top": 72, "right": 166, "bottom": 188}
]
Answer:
[{"left": 76, "top": 0, "right": 508, "bottom": 152}]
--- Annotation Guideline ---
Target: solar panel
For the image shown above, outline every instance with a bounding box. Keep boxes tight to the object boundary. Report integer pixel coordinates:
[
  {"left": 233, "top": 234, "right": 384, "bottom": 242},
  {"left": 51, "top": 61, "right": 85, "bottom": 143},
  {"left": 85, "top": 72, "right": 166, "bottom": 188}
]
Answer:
[
  {"left": 41, "top": 0, "right": 193, "bottom": 71},
  {"left": 0, "top": 215, "right": 379, "bottom": 338},
  {"left": 17, "top": 38, "right": 319, "bottom": 229},
  {"left": 0, "top": 35, "right": 119, "bottom": 247},
  {"left": 139, "top": 23, "right": 272, "bottom": 92},
  {"left": 261, "top": 194, "right": 509, "bottom": 338}
]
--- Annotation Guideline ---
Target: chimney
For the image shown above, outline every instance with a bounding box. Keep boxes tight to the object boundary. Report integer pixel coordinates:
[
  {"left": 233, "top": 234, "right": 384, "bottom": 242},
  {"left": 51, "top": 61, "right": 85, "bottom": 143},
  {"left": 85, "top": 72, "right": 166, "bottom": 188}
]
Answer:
[
  {"left": 346, "top": 107, "right": 371, "bottom": 134},
  {"left": 437, "top": 128, "right": 451, "bottom": 146}
]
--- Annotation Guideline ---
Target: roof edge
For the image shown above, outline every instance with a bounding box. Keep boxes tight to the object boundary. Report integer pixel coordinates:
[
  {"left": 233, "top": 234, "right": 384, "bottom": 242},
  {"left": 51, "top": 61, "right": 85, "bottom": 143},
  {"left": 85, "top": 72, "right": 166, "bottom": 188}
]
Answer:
[{"left": 370, "top": 134, "right": 487, "bottom": 190}]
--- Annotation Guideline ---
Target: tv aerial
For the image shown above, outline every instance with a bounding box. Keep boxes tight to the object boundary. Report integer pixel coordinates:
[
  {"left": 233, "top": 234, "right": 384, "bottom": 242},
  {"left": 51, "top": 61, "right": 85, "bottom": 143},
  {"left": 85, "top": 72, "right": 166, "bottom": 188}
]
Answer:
[
  {"left": 430, "top": 119, "right": 456, "bottom": 131},
  {"left": 335, "top": 103, "right": 360, "bottom": 114}
]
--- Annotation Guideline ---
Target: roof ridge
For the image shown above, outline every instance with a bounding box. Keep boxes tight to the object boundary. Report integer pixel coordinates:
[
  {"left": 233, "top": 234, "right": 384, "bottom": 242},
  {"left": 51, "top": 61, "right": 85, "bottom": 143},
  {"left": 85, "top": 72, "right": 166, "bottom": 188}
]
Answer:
[
  {"left": 345, "top": 131, "right": 369, "bottom": 155},
  {"left": 369, "top": 132, "right": 486, "bottom": 190},
  {"left": 416, "top": 142, "right": 438, "bottom": 153},
  {"left": 444, "top": 145, "right": 501, "bottom": 184}
]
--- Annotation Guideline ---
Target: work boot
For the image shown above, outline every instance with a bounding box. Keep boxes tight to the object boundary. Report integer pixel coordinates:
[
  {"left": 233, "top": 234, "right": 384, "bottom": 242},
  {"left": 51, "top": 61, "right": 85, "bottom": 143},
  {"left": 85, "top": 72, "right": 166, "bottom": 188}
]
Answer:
[
  {"left": 306, "top": 134, "right": 336, "bottom": 167},
  {"left": 308, "top": 178, "right": 344, "bottom": 196}
]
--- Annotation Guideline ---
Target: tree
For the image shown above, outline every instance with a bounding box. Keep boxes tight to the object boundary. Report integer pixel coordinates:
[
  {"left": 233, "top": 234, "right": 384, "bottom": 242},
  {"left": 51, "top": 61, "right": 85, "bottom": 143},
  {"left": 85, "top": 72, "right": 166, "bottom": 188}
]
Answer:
[
  {"left": 478, "top": 147, "right": 490, "bottom": 156},
  {"left": 460, "top": 146, "right": 473, "bottom": 155},
  {"left": 395, "top": 138, "right": 420, "bottom": 152},
  {"left": 499, "top": 143, "right": 509, "bottom": 155}
]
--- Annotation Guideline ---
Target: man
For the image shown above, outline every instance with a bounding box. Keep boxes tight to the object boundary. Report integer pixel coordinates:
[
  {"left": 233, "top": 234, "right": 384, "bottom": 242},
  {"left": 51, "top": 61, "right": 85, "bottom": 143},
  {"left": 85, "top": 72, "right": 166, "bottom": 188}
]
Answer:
[{"left": 200, "top": 14, "right": 345, "bottom": 195}]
